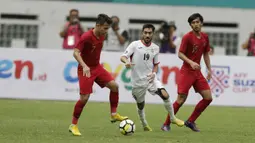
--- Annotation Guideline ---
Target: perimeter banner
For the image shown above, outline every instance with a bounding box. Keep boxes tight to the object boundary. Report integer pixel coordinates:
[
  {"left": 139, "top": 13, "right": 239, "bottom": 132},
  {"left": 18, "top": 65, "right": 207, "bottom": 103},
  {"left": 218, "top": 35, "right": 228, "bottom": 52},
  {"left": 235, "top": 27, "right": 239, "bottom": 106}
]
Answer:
[{"left": 0, "top": 48, "right": 254, "bottom": 106}]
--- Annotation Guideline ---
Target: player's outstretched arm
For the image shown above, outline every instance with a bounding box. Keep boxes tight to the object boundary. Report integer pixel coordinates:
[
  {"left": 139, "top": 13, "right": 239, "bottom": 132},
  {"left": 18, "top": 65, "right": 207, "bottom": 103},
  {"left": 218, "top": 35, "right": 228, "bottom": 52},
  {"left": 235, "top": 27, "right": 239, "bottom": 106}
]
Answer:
[
  {"left": 120, "top": 56, "right": 134, "bottom": 68},
  {"left": 120, "top": 56, "right": 129, "bottom": 64},
  {"left": 121, "top": 41, "right": 136, "bottom": 68}
]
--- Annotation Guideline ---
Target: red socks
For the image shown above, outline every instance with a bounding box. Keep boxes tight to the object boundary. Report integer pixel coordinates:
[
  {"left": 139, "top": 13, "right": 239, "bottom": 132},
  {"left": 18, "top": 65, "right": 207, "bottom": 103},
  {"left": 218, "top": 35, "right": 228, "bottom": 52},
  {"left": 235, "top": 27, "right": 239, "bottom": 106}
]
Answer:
[
  {"left": 188, "top": 99, "right": 212, "bottom": 123},
  {"left": 109, "top": 91, "right": 119, "bottom": 114},
  {"left": 163, "top": 99, "right": 212, "bottom": 126},
  {"left": 72, "top": 100, "right": 86, "bottom": 125},
  {"left": 71, "top": 91, "right": 119, "bottom": 125},
  {"left": 164, "top": 101, "right": 181, "bottom": 125}
]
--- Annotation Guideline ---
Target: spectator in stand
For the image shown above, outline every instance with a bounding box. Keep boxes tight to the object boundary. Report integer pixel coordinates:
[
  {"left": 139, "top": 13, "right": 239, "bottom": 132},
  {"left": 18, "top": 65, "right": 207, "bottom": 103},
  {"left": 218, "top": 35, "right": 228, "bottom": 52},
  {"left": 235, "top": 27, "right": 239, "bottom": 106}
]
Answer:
[
  {"left": 60, "top": 9, "right": 84, "bottom": 50},
  {"left": 168, "top": 22, "right": 182, "bottom": 54},
  {"left": 158, "top": 21, "right": 181, "bottom": 54},
  {"left": 103, "top": 16, "right": 129, "bottom": 52},
  {"left": 154, "top": 22, "right": 168, "bottom": 52},
  {"left": 242, "top": 30, "right": 255, "bottom": 56}
]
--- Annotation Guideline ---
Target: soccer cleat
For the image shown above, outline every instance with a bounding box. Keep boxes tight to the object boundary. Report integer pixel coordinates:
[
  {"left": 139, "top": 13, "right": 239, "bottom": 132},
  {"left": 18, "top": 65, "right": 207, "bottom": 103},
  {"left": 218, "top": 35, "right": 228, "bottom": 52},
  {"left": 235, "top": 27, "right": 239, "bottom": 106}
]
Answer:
[
  {"left": 185, "top": 121, "right": 200, "bottom": 132},
  {"left": 68, "top": 124, "right": 81, "bottom": 136},
  {"left": 171, "top": 118, "right": 185, "bottom": 127},
  {"left": 143, "top": 125, "right": 152, "bottom": 131},
  {"left": 110, "top": 113, "right": 128, "bottom": 123},
  {"left": 161, "top": 125, "right": 171, "bottom": 131}
]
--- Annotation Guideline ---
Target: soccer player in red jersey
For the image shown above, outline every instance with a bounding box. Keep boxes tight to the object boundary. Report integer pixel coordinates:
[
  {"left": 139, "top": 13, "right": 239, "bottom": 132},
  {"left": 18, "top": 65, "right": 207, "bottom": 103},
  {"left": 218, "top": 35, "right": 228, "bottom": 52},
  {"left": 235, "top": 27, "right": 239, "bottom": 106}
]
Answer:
[
  {"left": 161, "top": 13, "right": 213, "bottom": 132},
  {"left": 69, "top": 14, "right": 128, "bottom": 136}
]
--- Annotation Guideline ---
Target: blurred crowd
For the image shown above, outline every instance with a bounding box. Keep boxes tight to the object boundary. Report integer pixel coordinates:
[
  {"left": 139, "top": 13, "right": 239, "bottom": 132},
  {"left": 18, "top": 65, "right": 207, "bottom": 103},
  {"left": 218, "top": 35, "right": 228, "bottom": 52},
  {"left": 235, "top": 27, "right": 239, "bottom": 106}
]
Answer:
[
  {"left": 242, "top": 30, "right": 255, "bottom": 56},
  {"left": 59, "top": 9, "right": 254, "bottom": 57},
  {"left": 59, "top": 9, "right": 130, "bottom": 52}
]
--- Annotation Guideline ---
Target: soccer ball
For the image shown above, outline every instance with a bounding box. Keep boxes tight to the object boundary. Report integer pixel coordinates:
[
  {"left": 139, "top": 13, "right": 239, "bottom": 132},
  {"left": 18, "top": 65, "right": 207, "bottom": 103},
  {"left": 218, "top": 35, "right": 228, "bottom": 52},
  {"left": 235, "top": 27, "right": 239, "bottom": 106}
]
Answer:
[{"left": 119, "top": 119, "right": 136, "bottom": 135}]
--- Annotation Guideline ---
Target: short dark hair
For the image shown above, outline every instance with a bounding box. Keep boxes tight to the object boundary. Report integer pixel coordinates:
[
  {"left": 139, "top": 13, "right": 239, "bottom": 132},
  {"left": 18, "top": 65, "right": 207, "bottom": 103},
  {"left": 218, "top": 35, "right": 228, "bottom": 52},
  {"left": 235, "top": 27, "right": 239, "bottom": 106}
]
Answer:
[
  {"left": 169, "top": 21, "right": 177, "bottom": 30},
  {"left": 96, "top": 14, "right": 112, "bottom": 25},
  {"left": 188, "top": 13, "right": 204, "bottom": 24},
  {"left": 111, "top": 15, "right": 120, "bottom": 22},
  {"left": 69, "top": 9, "right": 79, "bottom": 15},
  {"left": 142, "top": 24, "right": 155, "bottom": 32}
]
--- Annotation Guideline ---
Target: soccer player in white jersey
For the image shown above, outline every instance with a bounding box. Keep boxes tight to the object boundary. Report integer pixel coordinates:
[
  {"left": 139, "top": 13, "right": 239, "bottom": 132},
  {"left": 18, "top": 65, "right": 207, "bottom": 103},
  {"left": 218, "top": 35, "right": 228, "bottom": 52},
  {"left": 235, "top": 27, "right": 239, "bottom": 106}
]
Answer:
[{"left": 120, "top": 24, "right": 184, "bottom": 131}]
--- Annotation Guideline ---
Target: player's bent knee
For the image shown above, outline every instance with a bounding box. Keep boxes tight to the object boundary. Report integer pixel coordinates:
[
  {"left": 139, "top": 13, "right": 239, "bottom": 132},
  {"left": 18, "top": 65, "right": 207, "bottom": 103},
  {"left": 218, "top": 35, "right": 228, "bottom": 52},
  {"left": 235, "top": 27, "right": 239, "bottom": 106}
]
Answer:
[
  {"left": 111, "top": 84, "right": 119, "bottom": 92},
  {"left": 204, "top": 95, "right": 213, "bottom": 101},
  {"left": 177, "top": 94, "right": 187, "bottom": 104},
  {"left": 200, "top": 90, "right": 213, "bottom": 101},
  {"left": 137, "top": 102, "right": 145, "bottom": 110},
  {"left": 161, "top": 89, "right": 169, "bottom": 99},
  {"left": 107, "top": 81, "right": 119, "bottom": 92},
  {"left": 205, "top": 96, "right": 213, "bottom": 101},
  {"left": 80, "top": 94, "right": 90, "bottom": 103},
  {"left": 156, "top": 88, "right": 169, "bottom": 100}
]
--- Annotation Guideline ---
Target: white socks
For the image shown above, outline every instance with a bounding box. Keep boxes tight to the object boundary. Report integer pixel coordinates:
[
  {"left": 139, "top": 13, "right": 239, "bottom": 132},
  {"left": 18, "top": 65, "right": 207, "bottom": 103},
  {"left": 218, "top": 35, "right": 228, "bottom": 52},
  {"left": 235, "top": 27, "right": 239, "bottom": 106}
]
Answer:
[
  {"left": 137, "top": 108, "right": 148, "bottom": 127},
  {"left": 163, "top": 99, "right": 176, "bottom": 121}
]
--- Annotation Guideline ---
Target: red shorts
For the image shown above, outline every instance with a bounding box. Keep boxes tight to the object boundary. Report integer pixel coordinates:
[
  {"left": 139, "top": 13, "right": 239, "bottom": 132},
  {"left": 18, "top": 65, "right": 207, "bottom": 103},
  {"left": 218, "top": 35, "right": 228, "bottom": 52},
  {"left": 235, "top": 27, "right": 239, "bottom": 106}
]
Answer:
[
  {"left": 78, "top": 65, "right": 114, "bottom": 95},
  {"left": 177, "top": 68, "right": 210, "bottom": 95}
]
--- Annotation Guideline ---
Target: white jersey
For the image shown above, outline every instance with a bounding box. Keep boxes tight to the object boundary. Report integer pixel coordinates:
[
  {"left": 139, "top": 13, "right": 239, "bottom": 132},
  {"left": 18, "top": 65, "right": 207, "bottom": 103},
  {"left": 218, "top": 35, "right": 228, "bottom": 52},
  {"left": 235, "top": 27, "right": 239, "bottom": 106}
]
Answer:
[{"left": 122, "top": 40, "right": 160, "bottom": 87}]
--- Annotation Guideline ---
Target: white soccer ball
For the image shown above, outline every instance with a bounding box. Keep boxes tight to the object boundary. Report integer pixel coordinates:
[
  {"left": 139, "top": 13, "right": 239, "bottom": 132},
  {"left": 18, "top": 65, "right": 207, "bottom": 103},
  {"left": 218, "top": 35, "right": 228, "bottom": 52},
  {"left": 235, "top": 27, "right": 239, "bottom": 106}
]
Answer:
[{"left": 119, "top": 119, "right": 136, "bottom": 135}]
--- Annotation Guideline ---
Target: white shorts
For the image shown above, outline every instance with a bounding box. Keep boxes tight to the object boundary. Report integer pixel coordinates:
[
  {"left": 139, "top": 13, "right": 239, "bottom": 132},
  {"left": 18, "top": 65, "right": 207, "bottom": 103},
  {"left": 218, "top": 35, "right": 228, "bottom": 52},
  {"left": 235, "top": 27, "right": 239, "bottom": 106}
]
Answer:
[{"left": 132, "top": 77, "right": 164, "bottom": 103}]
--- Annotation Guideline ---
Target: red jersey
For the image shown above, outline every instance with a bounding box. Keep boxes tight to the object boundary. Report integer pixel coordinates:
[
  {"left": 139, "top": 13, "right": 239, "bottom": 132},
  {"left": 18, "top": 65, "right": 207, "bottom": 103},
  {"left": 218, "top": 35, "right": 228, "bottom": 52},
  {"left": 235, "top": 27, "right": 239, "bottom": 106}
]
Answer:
[
  {"left": 62, "top": 22, "right": 83, "bottom": 49},
  {"left": 179, "top": 31, "right": 210, "bottom": 70},
  {"left": 76, "top": 29, "right": 105, "bottom": 69}
]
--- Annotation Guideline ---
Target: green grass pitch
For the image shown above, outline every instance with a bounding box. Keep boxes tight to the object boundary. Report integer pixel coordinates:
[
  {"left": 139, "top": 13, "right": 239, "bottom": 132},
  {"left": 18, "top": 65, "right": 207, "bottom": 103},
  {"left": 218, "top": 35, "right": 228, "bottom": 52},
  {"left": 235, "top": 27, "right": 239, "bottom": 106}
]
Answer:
[{"left": 0, "top": 99, "right": 255, "bottom": 143}]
